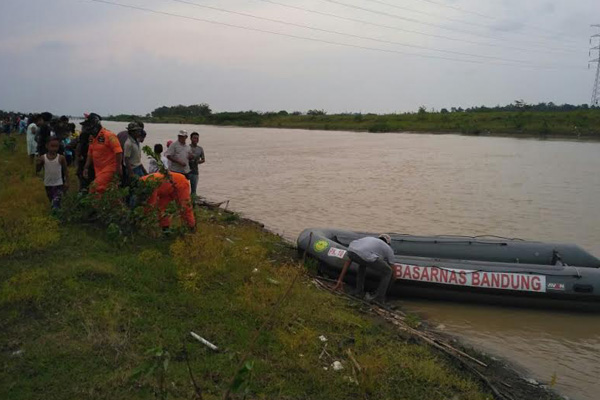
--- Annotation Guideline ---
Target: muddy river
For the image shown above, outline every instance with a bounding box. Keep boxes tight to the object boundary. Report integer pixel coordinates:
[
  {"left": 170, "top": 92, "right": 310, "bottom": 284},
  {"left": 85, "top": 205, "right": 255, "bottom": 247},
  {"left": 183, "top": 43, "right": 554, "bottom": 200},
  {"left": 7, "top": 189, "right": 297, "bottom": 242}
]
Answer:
[{"left": 105, "top": 122, "right": 600, "bottom": 400}]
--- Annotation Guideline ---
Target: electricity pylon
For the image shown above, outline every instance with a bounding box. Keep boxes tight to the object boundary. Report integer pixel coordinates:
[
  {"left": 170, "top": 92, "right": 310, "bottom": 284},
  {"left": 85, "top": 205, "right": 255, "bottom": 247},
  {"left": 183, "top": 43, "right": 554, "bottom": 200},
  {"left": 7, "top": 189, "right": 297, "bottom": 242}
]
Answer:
[{"left": 591, "top": 24, "right": 600, "bottom": 106}]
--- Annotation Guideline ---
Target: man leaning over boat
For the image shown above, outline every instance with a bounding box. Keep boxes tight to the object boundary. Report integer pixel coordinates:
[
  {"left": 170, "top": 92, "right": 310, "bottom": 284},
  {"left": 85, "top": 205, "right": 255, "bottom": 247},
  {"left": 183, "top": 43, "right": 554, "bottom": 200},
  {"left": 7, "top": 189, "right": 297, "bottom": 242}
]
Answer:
[{"left": 334, "top": 234, "right": 395, "bottom": 303}]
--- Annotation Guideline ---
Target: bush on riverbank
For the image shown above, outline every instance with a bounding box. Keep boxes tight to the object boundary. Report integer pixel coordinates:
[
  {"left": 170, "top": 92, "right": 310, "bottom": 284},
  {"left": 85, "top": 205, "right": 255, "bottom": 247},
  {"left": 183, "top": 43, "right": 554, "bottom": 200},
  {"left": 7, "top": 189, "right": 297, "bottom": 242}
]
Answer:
[
  {"left": 0, "top": 136, "right": 492, "bottom": 399},
  {"left": 108, "top": 103, "right": 600, "bottom": 139}
]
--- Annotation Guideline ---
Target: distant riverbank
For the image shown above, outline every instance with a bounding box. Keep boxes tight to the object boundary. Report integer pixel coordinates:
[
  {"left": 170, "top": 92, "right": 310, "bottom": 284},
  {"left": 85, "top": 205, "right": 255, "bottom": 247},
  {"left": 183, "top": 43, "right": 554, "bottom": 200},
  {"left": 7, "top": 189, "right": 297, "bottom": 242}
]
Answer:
[{"left": 110, "top": 109, "right": 600, "bottom": 140}]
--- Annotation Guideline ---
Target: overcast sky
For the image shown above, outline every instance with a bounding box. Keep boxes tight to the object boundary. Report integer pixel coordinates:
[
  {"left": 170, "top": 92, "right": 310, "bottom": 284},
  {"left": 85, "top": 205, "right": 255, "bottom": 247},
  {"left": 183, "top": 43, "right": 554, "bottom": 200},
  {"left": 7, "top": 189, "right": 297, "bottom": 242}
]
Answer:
[{"left": 0, "top": 0, "right": 598, "bottom": 116}]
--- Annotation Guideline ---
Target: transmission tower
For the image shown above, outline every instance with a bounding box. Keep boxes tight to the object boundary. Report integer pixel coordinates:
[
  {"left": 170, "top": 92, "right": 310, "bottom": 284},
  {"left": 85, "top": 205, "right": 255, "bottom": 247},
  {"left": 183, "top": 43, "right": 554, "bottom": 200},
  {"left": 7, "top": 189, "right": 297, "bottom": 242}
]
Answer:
[{"left": 591, "top": 24, "right": 600, "bottom": 106}]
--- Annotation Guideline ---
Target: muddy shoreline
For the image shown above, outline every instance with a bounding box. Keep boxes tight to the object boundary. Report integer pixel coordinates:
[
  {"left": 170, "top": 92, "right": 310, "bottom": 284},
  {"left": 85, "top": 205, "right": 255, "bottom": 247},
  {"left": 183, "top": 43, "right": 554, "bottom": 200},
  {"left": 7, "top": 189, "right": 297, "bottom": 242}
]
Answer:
[{"left": 199, "top": 198, "right": 563, "bottom": 400}]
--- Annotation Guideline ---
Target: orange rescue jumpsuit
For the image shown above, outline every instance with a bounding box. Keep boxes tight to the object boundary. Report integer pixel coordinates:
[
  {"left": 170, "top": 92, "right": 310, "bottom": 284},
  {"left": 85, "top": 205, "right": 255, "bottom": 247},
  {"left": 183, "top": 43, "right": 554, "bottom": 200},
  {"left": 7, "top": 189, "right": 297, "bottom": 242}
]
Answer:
[
  {"left": 142, "top": 172, "right": 195, "bottom": 229},
  {"left": 88, "top": 128, "right": 122, "bottom": 193}
]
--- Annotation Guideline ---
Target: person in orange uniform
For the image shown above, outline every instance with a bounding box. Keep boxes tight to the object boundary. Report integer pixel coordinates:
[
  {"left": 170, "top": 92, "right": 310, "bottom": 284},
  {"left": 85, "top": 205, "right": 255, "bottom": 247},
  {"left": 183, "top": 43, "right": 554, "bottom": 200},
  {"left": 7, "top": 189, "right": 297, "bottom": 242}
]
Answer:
[
  {"left": 142, "top": 172, "right": 196, "bottom": 231},
  {"left": 81, "top": 113, "right": 123, "bottom": 193}
]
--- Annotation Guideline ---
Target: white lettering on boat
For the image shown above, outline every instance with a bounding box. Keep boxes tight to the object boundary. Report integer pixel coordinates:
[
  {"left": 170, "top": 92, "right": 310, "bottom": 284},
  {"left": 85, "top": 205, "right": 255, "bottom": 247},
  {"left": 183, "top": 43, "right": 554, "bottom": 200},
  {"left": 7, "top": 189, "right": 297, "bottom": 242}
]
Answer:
[
  {"left": 328, "top": 248, "right": 347, "bottom": 259},
  {"left": 393, "top": 264, "right": 546, "bottom": 293},
  {"left": 547, "top": 282, "right": 565, "bottom": 291}
]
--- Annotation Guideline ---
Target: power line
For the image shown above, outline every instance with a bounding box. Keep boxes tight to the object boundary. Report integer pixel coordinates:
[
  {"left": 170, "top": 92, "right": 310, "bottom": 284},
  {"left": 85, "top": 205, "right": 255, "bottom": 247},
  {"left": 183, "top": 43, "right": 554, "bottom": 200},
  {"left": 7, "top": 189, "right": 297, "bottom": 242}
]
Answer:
[
  {"left": 166, "top": 0, "right": 546, "bottom": 65},
  {"left": 348, "top": 0, "right": 584, "bottom": 48},
  {"left": 253, "top": 0, "right": 579, "bottom": 56},
  {"left": 359, "top": 0, "right": 576, "bottom": 43},
  {"left": 83, "top": 0, "right": 584, "bottom": 71},
  {"left": 320, "top": 0, "right": 583, "bottom": 53},
  {"left": 409, "top": 0, "right": 496, "bottom": 20},
  {"left": 404, "top": 0, "right": 580, "bottom": 39},
  {"left": 361, "top": 0, "right": 494, "bottom": 30}
]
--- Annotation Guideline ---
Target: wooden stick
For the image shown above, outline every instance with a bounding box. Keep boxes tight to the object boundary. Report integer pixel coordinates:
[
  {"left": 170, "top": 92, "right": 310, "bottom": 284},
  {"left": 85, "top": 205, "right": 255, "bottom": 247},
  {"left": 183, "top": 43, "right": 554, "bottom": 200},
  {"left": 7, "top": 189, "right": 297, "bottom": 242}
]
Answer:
[
  {"left": 346, "top": 349, "right": 362, "bottom": 373},
  {"left": 313, "top": 278, "right": 408, "bottom": 318},
  {"left": 311, "top": 276, "right": 521, "bottom": 400},
  {"left": 319, "top": 343, "right": 328, "bottom": 360},
  {"left": 369, "top": 307, "right": 489, "bottom": 367},
  {"left": 434, "top": 339, "right": 488, "bottom": 368}
]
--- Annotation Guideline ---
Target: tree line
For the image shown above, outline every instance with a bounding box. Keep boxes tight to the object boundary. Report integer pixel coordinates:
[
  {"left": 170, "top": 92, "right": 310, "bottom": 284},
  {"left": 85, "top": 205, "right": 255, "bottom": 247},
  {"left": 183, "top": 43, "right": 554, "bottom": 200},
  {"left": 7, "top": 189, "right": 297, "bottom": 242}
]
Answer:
[
  {"left": 2, "top": 100, "right": 597, "bottom": 122},
  {"left": 136, "top": 100, "right": 599, "bottom": 120}
]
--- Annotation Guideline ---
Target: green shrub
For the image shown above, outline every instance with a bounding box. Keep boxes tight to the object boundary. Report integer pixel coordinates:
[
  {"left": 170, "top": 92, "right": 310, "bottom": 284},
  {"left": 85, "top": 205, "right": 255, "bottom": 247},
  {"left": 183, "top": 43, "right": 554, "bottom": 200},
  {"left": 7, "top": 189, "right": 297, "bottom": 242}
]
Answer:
[
  {"left": 368, "top": 122, "right": 392, "bottom": 133},
  {"left": 57, "top": 175, "right": 166, "bottom": 243}
]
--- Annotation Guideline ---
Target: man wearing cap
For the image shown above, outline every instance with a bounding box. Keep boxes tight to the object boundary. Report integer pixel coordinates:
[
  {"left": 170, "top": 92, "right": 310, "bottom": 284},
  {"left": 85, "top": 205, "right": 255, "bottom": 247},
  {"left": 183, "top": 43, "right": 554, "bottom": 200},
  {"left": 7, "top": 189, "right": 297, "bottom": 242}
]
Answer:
[
  {"left": 81, "top": 113, "right": 123, "bottom": 193},
  {"left": 118, "top": 121, "right": 144, "bottom": 150},
  {"left": 120, "top": 122, "right": 146, "bottom": 183},
  {"left": 334, "top": 234, "right": 396, "bottom": 303},
  {"left": 165, "top": 130, "right": 192, "bottom": 177}
]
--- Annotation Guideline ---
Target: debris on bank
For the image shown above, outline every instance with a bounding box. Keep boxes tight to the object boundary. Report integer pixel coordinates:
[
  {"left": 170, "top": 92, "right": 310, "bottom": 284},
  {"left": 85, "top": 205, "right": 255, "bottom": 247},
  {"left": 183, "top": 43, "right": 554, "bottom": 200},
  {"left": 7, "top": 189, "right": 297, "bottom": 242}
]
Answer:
[{"left": 311, "top": 278, "right": 562, "bottom": 400}]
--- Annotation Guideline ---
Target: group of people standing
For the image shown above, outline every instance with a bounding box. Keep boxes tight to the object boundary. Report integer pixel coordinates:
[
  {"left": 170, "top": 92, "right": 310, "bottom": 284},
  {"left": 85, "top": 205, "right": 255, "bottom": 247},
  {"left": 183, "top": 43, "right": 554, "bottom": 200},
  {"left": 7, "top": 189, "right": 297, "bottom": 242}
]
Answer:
[
  {"left": 148, "top": 130, "right": 205, "bottom": 197},
  {"left": 27, "top": 111, "right": 395, "bottom": 302},
  {"left": 31, "top": 112, "right": 205, "bottom": 232},
  {"left": 2, "top": 114, "right": 29, "bottom": 135}
]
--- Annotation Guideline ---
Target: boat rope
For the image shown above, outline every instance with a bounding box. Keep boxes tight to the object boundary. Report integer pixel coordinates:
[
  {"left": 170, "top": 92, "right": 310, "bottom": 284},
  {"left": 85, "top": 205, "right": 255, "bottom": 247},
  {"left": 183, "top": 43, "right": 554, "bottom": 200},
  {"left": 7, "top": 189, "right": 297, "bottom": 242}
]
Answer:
[
  {"left": 388, "top": 233, "right": 526, "bottom": 241},
  {"left": 392, "top": 238, "right": 508, "bottom": 246},
  {"left": 473, "top": 235, "right": 525, "bottom": 241}
]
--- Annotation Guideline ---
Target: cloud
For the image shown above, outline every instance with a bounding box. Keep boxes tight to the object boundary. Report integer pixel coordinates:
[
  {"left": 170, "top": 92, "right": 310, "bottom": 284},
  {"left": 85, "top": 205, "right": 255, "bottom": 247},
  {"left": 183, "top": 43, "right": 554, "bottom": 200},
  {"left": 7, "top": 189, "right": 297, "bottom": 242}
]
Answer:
[
  {"left": 489, "top": 20, "right": 527, "bottom": 33},
  {"left": 35, "top": 40, "right": 73, "bottom": 52},
  {"left": 0, "top": 0, "right": 598, "bottom": 115},
  {"left": 537, "top": 2, "right": 556, "bottom": 15}
]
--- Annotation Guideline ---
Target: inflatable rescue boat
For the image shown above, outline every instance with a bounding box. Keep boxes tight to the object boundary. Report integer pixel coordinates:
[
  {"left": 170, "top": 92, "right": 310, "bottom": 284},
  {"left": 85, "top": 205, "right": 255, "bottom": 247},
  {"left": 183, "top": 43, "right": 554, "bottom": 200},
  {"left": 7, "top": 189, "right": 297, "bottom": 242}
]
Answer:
[{"left": 297, "top": 228, "right": 600, "bottom": 310}]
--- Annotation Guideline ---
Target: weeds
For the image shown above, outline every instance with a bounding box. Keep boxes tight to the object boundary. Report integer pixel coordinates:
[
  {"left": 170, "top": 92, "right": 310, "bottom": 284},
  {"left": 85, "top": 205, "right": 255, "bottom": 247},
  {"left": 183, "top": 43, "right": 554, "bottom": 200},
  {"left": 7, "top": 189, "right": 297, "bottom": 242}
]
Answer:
[
  {"left": 221, "top": 212, "right": 240, "bottom": 223},
  {"left": 0, "top": 268, "right": 50, "bottom": 306},
  {"left": 405, "top": 313, "right": 422, "bottom": 329},
  {"left": 0, "top": 215, "right": 60, "bottom": 256},
  {"left": 57, "top": 173, "right": 165, "bottom": 243},
  {"left": 0, "top": 137, "right": 494, "bottom": 400},
  {"left": 3, "top": 135, "right": 17, "bottom": 151},
  {"left": 131, "top": 346, "right": 171, "bottom": 400},
  {"left": 368, "top": 121, "right": 392, "bottom": 133},
  {"left": 229, "top": 360, "right": 254, "bottom": 397}
]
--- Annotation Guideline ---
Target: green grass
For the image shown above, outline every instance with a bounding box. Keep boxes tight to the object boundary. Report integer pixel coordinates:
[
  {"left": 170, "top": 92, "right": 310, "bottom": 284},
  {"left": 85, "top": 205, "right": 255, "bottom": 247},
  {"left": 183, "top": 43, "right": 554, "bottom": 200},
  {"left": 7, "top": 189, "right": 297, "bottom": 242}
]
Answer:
[
  {"left": 1, "top": 135, "right": 491, "bottom": 399},
  {"left": 111, "top": 109, "right": 600, "bottom": 139}
]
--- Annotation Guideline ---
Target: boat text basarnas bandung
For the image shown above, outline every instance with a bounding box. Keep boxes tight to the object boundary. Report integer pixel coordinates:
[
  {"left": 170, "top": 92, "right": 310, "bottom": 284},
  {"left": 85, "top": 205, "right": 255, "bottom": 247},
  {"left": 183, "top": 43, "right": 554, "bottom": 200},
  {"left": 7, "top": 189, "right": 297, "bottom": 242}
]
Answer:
[{"left": 395, "top": 263, "right": 547, "bottom": 293}]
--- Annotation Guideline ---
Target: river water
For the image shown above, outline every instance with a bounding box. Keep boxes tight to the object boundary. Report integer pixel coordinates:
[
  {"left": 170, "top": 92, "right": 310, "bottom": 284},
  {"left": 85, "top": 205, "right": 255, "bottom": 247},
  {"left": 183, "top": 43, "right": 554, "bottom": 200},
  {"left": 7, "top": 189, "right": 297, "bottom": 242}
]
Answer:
[{"left": 105, "top": 122, "right": 600, "bottom": 400}]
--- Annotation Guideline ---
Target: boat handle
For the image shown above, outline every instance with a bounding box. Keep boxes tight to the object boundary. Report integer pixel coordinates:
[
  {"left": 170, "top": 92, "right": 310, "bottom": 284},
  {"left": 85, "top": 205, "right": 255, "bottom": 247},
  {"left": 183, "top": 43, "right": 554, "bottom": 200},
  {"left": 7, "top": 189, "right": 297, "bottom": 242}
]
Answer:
[{"left": 573, "top": 284, "right": 594, "bottom": 293}]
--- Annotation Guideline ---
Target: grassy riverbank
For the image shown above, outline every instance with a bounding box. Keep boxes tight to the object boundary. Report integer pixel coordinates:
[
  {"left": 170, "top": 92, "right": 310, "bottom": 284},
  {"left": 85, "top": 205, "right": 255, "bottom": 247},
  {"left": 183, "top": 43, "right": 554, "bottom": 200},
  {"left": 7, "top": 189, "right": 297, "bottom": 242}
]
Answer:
[
  {"left": 111, "top": 108, "right": 600, "bottom": 139},
  {"left": 0, "top": 135, "right": 493, "bottom": 399}
]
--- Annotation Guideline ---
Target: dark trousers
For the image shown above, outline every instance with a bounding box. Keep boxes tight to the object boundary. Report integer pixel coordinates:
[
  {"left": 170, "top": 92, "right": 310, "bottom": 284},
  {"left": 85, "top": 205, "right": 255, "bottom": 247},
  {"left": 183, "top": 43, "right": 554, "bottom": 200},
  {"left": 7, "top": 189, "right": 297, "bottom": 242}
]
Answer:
[
  {"left": 348, "top": 251, "right": 393, "bottom": 301},
  {"left": 45, "top": 185, "right": 64, "bottom": 209},
  {"left": 77, "top": 160, "right": 94, "bottom": 192},
  {"left": 189, "top": 172, "right": 198, "bottom": 196}
]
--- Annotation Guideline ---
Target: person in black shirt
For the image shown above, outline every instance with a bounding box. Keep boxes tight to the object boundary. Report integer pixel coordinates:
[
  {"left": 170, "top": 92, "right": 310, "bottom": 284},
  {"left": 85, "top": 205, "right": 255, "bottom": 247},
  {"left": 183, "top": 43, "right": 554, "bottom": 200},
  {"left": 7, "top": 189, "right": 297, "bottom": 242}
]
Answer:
[
  {"left": 35, "top": 112, "right": 53, "bottom": 156},
  {"left": 75, "top": 113, "right": 101, "bottom": 192}
]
